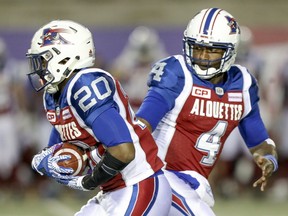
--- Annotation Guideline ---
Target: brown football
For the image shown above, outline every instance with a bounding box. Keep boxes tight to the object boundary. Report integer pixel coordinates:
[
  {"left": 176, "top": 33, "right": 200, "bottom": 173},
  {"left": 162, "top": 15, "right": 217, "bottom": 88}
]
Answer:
[{"left": 53, "top": 143, "right": 88, "bottom": 176}]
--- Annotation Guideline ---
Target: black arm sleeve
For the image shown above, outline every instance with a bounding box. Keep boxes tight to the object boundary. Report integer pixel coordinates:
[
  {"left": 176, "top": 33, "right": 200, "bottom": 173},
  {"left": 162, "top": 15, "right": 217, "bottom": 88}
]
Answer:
[{"left": 81, "top": 151, "right": 129, "bottom": 190}]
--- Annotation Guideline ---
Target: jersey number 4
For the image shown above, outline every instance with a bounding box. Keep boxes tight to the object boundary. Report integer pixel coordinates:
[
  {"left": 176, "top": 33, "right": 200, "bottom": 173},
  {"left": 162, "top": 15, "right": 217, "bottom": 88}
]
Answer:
[
  {"left": 195, "top": 121, "right": 227, "bottom": 166},
  {"left": 151, "top": 62, "right": 167, "bottom": 81}
]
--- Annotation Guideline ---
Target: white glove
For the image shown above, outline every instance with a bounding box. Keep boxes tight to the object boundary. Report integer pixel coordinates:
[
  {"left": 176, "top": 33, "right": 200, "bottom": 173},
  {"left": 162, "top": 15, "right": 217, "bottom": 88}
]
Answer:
[
  {"left": 31, "top": 143, "right": 74, "bottom": 178},
  {"left": 57, "top": 175, "right": 89, "bottom": 191}
]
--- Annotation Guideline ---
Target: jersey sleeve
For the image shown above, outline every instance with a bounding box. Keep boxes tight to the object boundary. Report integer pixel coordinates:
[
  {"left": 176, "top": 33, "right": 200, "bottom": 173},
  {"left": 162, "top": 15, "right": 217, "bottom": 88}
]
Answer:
[
  {"left": 91, "top": 107, "right": 133, "bottom": 147},
  {"left": 239, "top": 72, "right": 269, "bottom": 148},
  {"left": 137, "top": 90, "right": 170, "bottom": 131},
  {"left": 247, "top": 73, "right": 260, "bottom": 109},
  {"left": 68, "top": 70, "right": 132, "bottom": 147},
  {"left": 238, "top": 104, "right": 269, "bottom": 148},
  {"left": 137, "top": 56, "right": 185, "bottom": 130},
  {"left": 68, "top": 71, "right": 116, "bottom": 126},
  {"left": 147, "top": 56, "right": 185, "bottom": 109}
]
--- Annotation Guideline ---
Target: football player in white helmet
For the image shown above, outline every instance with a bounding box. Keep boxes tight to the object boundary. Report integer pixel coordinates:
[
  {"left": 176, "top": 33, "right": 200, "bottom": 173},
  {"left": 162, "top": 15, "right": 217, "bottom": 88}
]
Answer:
[
  {"left": 26, "top": 20, "right": 95, "bottom": 94},
  {"left": 183, "top": 8, "right": 240, "bottom": 80},
  {"left": 136, "top": 8, "right": 278, "bottom": 215},
  {"left": 27, "top": 20, "right": 172, "bottom": 216}
]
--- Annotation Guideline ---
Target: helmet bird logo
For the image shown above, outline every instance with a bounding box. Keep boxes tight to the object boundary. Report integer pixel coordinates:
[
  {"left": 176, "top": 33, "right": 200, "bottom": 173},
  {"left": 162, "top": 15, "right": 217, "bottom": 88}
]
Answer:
[
  {"left": 225, "top": 16, "right": 239, "bottom": 34},
  {"left": 41, "top": 28, "right": 73, "bottom": 47}
]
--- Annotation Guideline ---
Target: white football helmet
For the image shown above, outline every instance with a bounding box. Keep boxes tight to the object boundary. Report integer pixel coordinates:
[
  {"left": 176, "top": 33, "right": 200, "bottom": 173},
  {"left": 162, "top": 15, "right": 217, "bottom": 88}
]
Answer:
[
  {"left": 26, "top": 20, "right": 95, "bottom": 93},
  {"left": 183, "top": 8, "right": 240, "bottom": 79}
]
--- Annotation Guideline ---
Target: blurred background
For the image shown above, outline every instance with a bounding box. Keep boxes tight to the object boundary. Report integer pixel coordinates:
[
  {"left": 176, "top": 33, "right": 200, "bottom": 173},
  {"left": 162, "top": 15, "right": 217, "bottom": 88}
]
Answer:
[{"left": 0, "top": 0, "right": 287, "bottom": 215}]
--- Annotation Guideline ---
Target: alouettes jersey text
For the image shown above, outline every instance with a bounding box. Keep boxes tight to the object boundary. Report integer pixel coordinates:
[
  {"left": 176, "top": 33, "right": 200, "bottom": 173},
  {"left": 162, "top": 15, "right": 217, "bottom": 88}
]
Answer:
[
  {"left": 55, "top": 121, "right": 81, "bottom": 140},
  {"left": 46, "top": 106, "right": 95, "bottom": 145},
  {"left": 190, "top": 86, "right": 243, "bottom": 121}
]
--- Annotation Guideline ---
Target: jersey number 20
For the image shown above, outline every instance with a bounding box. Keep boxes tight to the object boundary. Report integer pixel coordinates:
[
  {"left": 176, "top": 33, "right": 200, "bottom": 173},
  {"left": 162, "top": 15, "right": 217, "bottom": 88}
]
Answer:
[{"left": 73, "top": 77, "right": 112, "bottom": 112}]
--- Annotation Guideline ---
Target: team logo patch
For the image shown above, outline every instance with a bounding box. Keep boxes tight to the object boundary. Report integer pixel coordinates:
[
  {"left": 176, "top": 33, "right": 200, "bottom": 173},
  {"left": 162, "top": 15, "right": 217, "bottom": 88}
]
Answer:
[
  {"left": 41, "top": 28, "right": 74, "bottom": 47},
  {"left": 192, "top": 86, "right": 211, "bottom": 99},
  {"left": 228, "top": 92, "right": 243, "bottom": 102},
  {"left": 225, "top": 16, "right": 239, "bottom": 34},
  {"left": 215, "top": 87, "right": 224, "bottom": 96}
]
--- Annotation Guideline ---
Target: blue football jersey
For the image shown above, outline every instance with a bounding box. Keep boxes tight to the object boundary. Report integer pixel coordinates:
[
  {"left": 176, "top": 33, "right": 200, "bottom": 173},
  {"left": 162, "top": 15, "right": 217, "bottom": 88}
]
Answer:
[{"left": 44, "top": 68, "right": 164, "bottom": 191}]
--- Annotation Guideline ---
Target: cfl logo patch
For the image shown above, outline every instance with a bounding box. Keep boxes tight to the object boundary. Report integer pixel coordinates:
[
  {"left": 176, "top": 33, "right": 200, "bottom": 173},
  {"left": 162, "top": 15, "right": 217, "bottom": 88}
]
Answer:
[{"left": 192, "top": 86, "right": 211, "bottom": 99}]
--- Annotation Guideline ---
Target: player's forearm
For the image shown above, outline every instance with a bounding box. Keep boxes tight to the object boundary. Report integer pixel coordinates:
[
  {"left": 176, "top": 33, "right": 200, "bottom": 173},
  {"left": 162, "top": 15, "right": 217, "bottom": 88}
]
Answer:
[{"left": 82, "top": 149, "right": 131, "bottom": 190}]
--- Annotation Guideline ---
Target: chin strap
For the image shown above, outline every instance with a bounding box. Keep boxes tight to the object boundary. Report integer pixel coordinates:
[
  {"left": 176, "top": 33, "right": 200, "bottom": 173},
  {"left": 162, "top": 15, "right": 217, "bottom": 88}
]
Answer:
[
  {"left": 44, "top": 56, "right": 80, "bottom": 94},
  {"left": 194, "top": 64, "right": 218, "bottom": 79},
  {"left": 45, "top": 84, "right": 59, "bottom": 94},
  {"left": 63, "top": 56, "right": 80, "bottom": 77}
]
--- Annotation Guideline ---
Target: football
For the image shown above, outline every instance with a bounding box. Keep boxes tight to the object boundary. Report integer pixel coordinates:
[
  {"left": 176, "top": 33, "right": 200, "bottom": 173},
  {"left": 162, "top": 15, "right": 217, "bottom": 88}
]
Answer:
[{"left": 53, "top": 143, "right": 88, "bottom": 176}]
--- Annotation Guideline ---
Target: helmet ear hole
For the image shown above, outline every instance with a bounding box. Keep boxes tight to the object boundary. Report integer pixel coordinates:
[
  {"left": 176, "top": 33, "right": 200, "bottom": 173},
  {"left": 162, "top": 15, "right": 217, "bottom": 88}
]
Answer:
[{"left": 59, "top": 57, "right": 70, "bottom": 65}]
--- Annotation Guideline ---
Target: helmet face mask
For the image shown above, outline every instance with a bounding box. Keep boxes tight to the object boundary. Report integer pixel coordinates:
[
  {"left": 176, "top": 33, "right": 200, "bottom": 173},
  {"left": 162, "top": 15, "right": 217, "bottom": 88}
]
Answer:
[
  {"left": 26, "top": 20, "right": 95, "bottom": 93},
  {"left": 183, "top": 8, "right": 240, "bottom": 79},
  {"left": 27, "top": 50, "right": 54, "bottom": 92}
]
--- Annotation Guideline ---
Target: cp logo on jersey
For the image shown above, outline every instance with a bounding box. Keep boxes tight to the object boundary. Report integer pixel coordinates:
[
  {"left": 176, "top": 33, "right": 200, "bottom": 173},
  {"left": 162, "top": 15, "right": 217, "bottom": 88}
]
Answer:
[
  {"left": 192, "top": 86, "right": 211, "bottom": 99},
  {"left": 47, "top": 111, "right": 56, "bottom": 123}
]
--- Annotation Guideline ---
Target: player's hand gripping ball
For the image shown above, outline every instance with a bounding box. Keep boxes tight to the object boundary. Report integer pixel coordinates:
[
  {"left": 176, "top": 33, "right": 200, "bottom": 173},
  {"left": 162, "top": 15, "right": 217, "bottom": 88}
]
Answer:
[{"left": 53, "top": 143, "right": 88, "bottom": 176}]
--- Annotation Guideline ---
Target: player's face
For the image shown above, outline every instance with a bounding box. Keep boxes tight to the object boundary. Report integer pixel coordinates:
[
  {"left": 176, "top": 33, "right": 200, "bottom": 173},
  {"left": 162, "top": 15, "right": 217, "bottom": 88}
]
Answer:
[{"left": 193, "top": 45, "right": 225, "bottom": 70}]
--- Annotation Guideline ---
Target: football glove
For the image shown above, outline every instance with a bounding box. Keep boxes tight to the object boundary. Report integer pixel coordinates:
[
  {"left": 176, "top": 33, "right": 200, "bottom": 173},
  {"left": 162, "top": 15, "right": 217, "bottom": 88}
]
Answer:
[
  {"left": 31, "top": 143, "right": 74, "bottom": 178},
  {"left": 56, "top": 175, "right": 89, "bottom": 191}
]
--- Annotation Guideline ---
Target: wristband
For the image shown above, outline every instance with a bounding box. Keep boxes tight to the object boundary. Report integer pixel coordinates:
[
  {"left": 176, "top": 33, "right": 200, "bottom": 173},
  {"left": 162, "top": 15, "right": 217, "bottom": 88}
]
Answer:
[
  {"left": 265, "top": 138, "right": 276, "bottom": 147},
  {"left": 82, "top": 151, "right": 129, "bottom": 190},
  {"left": 263, "top": 154, "right": 278, "bottom": 172}
]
